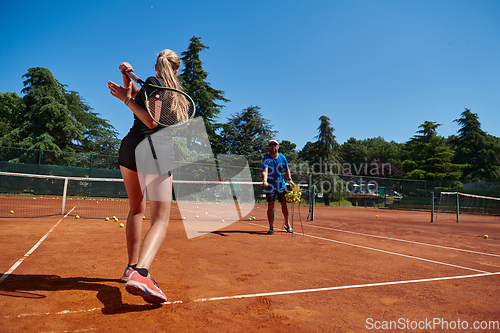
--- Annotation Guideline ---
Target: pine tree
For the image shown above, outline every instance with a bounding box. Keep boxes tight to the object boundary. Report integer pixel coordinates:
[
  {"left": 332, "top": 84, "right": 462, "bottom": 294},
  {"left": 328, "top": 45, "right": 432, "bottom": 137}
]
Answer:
[
  {"left": 402, "top": 121, "right": 463, "bottom": 181},
  {"left": 179, "top": 37, "right": 229, "bottom": 153},
  {"left": 0, "top": 67, "right": 118, "bottom": 157},
  {"left": 219, "top": 105, "right": 276, "bottom": 166},
  {"left": 313, "top": 116, "right": 343, "bottom": 205}
]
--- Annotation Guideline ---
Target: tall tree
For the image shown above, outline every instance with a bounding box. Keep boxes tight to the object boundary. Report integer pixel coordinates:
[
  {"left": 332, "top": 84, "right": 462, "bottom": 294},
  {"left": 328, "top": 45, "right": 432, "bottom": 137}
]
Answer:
[
  {"left": 219, "top": 105, "right": 276, "bottom": 166},
  {"left": 313, "top": 116, "right": 343, "bottom": 205},
  {"left": 179, "top": 36, "right": 229, "bottom": 154},
  {"left": 0, "top": 92, "right": 23, "bottom": 137},
  {"left": 402, "top": 121, "right": 462, "bottom": 181},
  {"left": 0, "top": 67, "right": 118, "bottom": 158},
  {"left": 61, "top": 86, "right": 118, "bottom": 154},
  {"left": 450, "top": 109, "right": 500, "bottom": 181}
]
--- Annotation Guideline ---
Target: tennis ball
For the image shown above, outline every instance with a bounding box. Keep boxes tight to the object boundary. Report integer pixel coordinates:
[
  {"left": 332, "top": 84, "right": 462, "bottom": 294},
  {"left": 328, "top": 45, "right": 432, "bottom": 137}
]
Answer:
[
  {"left": 196, "top": 215, "right": 199, "bottom": 218},
  {"left": 75, "top": 215, "right": 80, "bottom": 219},
  {"left": 376, "top": 215, "right": 378, "bottom": 218},
  {"left": 10, "top": 210, "right": 14, "bottom": 214},
  {"left": 253, "top": 217, "right": 256, "bottom": 220},
  {"left": 484, "top": 235, "right": 489, "bottom": 239},
  {"left": 221, "top": 219, "right": 225, "bottom": 222},
  {"left": 105, "top": 217, "right": 110, "bottom": 221},
  {"left": 182, "top": 216, "right": 186, "bottom": 220},
  {"left": 263, "top": 182, "right": 269, "bottom": 187},
  {"left": 143, "top": 216, "right": 146, "bottom": 219},
  {"left": 249, "top": 217, "right": 252, "bottom": 220},
  {"left": 113, "top": 216, "right": 116, "bottom": 219},
  {"left": 119, "top": 223, "right": 124, "bottom": 228}
]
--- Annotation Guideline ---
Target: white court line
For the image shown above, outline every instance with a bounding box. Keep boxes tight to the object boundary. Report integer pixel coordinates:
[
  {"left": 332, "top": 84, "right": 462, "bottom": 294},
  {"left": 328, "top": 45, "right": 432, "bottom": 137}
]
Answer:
[
  {"left": 0, "top": 207, "right": 75, "bottom": 285},
  {"left": 307, "top": 223, "right": 500, "bottom": 258},
  {"left": 245, "top": 221, "right": 492, "bottom": 274},
  {"left": 7, "top": 272, "right": 500, "bottom": 318},
  {"left": 195, "top": 271, "right": 500, "bottom": 302}
]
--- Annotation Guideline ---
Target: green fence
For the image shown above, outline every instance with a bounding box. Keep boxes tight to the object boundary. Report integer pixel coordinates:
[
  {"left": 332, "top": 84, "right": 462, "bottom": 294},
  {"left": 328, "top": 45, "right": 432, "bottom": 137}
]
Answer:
[{"left": 1, "top": 146, "right": 498, "bottom": 212}]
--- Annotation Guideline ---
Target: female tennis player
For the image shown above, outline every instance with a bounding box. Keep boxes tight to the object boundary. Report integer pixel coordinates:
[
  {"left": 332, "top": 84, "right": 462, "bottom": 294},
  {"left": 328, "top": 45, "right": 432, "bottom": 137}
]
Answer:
[{"left": 107, "top": 49, "right": 184, "bottom": 304}]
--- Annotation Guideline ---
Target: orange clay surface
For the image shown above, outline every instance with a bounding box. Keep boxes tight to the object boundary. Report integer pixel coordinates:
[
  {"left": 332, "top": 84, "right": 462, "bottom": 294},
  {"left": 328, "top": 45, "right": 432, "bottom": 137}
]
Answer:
[{"left": 1, "top": 204, "right": 499, "bottom": 332}]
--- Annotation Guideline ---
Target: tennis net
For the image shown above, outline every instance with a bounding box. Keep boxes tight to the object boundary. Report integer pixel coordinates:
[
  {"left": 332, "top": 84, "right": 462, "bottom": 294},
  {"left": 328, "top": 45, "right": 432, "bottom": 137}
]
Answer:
[{"left": 0, "top": 172, "right": 311, "bottom": 220}]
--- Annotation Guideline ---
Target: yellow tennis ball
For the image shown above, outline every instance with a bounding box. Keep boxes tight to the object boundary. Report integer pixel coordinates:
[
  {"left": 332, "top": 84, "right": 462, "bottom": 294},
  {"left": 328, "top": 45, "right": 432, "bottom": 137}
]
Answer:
[
  {"left": 248, "top": 217, "right": 252, "bottom": 220},
  {"left": 10, "top": 210, "right": 14, "bottom": 214},
  {"left": 263, "top": 182, "right": 269, "bottom": 187},
  {"left": 253, "top": 217, "right": 256, "bottom": 220},
  {"left": 105, "top": 217, "right": 109, "bottom": 221},
  {"left": 484, "top": 235, "right": 489, "bottom": 239},
  {"left": 221, "top": 219, "right": 225, "bottom": 222},
  {"left": 119, "top": 223, "right": 124, "bottom": 228},
  {"left": 376, "top": 215, "right": 378, "bottom": 218},
  {"left": 75, "top": 215, "right": 80, "bottom": 219},
  {"left": 182, "top": 217, "right": 186, "bottom": 219}
]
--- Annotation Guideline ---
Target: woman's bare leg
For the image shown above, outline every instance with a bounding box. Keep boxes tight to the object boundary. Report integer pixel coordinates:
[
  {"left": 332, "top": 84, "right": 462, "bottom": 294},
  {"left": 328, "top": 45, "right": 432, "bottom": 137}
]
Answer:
[
  {"left": 136, "top": 174, "right": 172, "bottom": 270},
  {"left": 120, "top": 166, "right": 146, "bottom": 266}
]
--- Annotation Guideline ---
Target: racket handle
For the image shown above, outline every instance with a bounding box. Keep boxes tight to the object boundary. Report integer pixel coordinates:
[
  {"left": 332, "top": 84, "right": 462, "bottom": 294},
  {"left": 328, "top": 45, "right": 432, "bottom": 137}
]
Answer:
[{"left": 125, "top": 71, "right": 143, "bottom": 84}]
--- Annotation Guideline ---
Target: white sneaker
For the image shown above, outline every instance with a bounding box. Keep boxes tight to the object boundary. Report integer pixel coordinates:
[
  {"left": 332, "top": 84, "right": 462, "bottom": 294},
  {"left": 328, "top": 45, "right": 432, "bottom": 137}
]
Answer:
[{"left": 284, "top": 225, "right": 293, "bottom": 233}]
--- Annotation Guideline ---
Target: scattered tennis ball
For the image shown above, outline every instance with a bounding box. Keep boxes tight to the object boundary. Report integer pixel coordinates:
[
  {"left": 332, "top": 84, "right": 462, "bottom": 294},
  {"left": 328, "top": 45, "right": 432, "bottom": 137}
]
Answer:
[
  {"left": 143, "top": 216, "right": 146, "bottom": 219},
  {"left": 182, "top": 217, "right": 186, "bottom": 219},
  {"left": 221, "top": 219, "right": 225, "bottom": 222},
  {"left": 249, "top": 217, "right": 252, "bottom": 220},
  {"left": 253, "top": 217, "right": 256, "bottom": 220},
  {"left": 10, "top": 210, "right": 14, "bottom": 214},
  {"left": 105, "top": 217, "right": 109, "bottom": 221},
  {"left": 263, "top": 182, "right": 269, "bottom": 187},
  {"left": 196, "top": 215, "right": 199, "bottom": 218},
  {"left": 376, "top": 215, "right": 378, "bottom": 218},
  {"left": 113, "top": 216, "right": 116, "bottom": 219},
  {"left": 75, "top": 215, "right": 80, "bottom": 219},
  {"left": 119, "top": 223, "right": 124, "bottom": 228},
  {"left": 484, "top": 235, "right": 489, "bottom": 239}
]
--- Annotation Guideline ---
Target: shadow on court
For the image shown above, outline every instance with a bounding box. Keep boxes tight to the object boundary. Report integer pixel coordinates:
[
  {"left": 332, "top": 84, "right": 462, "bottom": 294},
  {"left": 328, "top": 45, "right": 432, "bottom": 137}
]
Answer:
[
  {"left": 212, "top": 230, "right": 269, "bottom": 236},
  {"left": 0, "top": 274, "right": 161, "bottom": 315}
]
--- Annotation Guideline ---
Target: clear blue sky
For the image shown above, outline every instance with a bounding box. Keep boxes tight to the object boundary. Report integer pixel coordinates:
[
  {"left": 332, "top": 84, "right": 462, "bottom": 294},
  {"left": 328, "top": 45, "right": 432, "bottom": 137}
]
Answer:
[{"left": 1, "top": 0, "right": 499, "bottom": 151}]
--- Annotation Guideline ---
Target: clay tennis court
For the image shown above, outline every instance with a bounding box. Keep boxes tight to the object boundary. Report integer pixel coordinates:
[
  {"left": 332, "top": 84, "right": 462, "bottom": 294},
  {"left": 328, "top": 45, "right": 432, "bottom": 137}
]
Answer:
[{"left": 1, "top": 203, "right": 499, "bottom": 332}]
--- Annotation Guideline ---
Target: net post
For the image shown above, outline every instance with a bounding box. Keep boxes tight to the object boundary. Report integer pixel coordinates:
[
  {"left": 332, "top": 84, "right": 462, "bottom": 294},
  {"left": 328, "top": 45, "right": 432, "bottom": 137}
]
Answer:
[
  {"left": 456, "top": 192, "right": 460, "bottom": 223},
  {"left": 430, "top": 191, "right": 434, "bottom": 222},
  {"left": 61, "top": 177, "right": 69, "bottom": 215},
  {"left": 309, "top": 174, "right": 315, "bottom": 221}
]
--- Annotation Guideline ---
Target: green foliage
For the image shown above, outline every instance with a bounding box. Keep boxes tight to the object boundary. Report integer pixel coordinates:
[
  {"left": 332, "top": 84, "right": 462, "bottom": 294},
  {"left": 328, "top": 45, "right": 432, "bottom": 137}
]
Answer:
[
  {"left": 0, "top": 92, "right": 23, "bottom": 137},
  {"left": 179, "top": 36, "right": 229, "bottom": 154},
  {"left": 312, "top": 116, "right": 343, "bottom": 205},
  {"left": 450, "top": 109, "right": 500, "bottom": 181},
  {"left": 220, "top": 105, "right": 276, "bottom": 166},
  {"left": 277, "top": 140, "right": 299, "bottom": 166},
  {"left": 0, "top": 67, "right": 117, "bottom": 157},
  {"left": 401, "top": 121, "right": 463, "bottom": 181}
]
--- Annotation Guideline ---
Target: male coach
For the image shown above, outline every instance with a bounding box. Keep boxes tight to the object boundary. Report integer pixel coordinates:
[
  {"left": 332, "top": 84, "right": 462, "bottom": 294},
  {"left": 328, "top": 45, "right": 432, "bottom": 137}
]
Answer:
[{"left": 262, "top": 140, "right": 294, "bottom": 235}]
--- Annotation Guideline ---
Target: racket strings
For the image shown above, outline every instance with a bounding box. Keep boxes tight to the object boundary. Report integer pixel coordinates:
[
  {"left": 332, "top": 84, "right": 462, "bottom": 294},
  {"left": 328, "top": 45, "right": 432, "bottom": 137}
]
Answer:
[{"left": 148, "top": 90, "right": 193, "bottom": 126}]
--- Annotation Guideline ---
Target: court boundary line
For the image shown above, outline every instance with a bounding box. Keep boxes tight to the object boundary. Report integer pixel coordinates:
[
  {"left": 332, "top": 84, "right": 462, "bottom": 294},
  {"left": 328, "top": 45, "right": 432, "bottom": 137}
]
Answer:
[
  {"left": 5, "top": 272, "right": 500, "bottom": 318},
  {"left": 0, "top": 207, "right": 75, "bottom": 285},
  {"left": 244, "top": 221, "right": 492, "bottom": 274},
  {"left": 306, "top": 223, "right": 500, "bottom": 258}
]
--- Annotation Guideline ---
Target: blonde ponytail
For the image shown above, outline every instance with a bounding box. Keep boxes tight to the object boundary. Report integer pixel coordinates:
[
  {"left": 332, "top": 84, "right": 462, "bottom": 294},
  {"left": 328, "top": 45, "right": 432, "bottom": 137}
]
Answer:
[{"left": 156, "top": 49, "right": 189, "bottom": 123}]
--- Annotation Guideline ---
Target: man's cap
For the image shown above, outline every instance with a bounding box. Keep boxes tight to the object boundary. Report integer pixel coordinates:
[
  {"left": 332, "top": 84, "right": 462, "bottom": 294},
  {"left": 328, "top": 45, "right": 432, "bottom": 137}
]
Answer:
[{"left": 268, "top": 140, "right": 279, "bottom": 145}]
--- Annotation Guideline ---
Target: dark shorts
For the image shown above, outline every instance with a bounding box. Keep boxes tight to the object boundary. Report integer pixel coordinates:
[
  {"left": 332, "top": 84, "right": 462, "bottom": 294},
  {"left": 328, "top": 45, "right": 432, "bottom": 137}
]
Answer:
[
  {"left": 118, "top": 130, "right": 145, "bottom": 172},
  {"left": 266, "top": 191, "right": 286, "bottom": 203}
]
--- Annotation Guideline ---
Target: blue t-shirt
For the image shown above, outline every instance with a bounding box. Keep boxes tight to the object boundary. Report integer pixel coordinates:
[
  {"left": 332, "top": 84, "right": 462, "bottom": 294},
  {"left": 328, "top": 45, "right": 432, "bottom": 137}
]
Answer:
[{"left": 262, "top": 153, "right": 288, "bottom": 192}]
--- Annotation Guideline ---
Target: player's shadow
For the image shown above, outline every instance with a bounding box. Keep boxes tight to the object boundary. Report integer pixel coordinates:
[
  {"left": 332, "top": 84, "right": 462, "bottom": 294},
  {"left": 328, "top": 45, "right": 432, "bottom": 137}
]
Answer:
[
  {"left": 212, "top": 230, "right": 269, "bottom": 236},
  {"left": 0, "top": 274, "right": 162, "bottom": 314}
]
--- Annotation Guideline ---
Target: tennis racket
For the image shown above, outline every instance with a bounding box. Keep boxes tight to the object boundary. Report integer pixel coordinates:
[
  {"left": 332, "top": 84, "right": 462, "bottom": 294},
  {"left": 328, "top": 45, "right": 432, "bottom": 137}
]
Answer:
[{"left": 126, "top": 71, "right": 195, "bottom": 127}]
